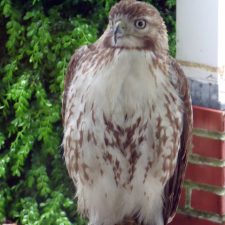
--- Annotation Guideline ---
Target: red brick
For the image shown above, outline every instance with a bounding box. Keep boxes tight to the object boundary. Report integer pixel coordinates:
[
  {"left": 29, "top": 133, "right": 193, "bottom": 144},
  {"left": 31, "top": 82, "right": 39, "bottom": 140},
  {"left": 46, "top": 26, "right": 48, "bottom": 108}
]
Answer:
[
  {"left": 179, "top": 188, "right": 185, "bottom": 208},
  {"left": 185, "top": 163, "right": 225, "bottom": 187},
  {"left": 193, "top": 136, "right": 225, "bottom": 160},
  {"left": 171, "top": 213, "right": 221, "bottom": 225},
  {"left": 193, "top": 105, "right": 225, "bottom": 132},
  {"left": 191, "top": 189, "right": 225, "bottom": 215}
]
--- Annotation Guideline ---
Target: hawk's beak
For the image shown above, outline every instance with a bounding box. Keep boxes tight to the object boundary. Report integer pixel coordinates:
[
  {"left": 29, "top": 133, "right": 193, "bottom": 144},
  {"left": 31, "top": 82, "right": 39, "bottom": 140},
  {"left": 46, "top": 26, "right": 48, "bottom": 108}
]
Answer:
[{"left": 113, "top": 20, "right": 126, "bottom": 44}]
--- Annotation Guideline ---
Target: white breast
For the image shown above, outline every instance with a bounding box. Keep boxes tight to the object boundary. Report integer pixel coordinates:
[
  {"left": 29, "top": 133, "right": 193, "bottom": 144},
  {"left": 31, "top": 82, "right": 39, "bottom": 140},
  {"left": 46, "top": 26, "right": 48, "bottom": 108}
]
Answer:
[{"left": 86, "top": 50, "right": 159, "bottom": 120}]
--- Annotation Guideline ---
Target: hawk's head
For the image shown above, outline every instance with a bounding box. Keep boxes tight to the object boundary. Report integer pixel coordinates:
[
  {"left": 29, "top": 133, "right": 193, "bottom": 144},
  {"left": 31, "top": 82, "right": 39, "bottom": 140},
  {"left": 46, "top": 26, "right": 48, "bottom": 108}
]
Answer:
[{"left": 101, "top": 0, "right": 168, "bottom": 54}]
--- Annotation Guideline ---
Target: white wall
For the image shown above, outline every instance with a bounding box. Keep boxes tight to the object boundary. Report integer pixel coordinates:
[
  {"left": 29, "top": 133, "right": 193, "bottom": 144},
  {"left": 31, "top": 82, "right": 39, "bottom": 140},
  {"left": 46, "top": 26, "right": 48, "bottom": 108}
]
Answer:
[
  {"left": 176, "top": 0, "right": 220, "bottom": 67},
  {"left": 176, "top": 0, "right": 225, "bottom": 109}
]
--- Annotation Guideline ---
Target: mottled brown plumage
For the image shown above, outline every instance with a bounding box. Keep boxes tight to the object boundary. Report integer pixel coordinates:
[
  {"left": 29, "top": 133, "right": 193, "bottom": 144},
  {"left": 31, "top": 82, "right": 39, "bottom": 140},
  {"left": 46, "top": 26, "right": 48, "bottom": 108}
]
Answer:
[{"left": 62, "top": 1, "right": 192, "bottom": 225}]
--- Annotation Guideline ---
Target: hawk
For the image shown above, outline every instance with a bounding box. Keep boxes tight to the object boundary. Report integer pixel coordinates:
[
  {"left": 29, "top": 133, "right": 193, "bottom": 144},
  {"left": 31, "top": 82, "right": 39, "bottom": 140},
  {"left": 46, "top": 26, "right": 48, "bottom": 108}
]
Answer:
[{"left": 62, "top": 1, "right": 192, "bottom": 225}]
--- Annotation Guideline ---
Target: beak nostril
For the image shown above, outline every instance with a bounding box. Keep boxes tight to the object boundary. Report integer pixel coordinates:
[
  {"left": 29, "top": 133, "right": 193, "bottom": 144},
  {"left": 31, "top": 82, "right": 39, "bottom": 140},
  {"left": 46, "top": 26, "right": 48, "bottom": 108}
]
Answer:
[
  {"left": 113, "top": 21, "right": 126, "bottom": 44},
  {"left": 114, "top": 25, "right": 122, "bottom": 35},
  {"left": 114, "top": 25, "right": 120, "bottom": 34},
  {"left": 114, "top": 21, "right": 126, "bottom": 34}
]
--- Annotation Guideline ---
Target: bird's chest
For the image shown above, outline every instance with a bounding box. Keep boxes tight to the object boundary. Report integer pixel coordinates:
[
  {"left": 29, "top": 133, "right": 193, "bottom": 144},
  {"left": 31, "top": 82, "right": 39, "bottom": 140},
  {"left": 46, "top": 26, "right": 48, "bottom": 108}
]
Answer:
[
  {"left": 66, "top": 50, "right": 180, "bottom": 148},
  {"left": 64, "top": 50, "right": 182, "bottom": 186},
  {"left": 86, "top": 50, "right": 160, "bottom": 120}
]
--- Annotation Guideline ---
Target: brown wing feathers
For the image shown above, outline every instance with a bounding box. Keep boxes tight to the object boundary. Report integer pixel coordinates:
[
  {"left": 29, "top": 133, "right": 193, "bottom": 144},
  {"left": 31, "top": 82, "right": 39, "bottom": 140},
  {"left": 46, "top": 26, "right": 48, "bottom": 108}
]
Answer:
[
  {"left": 163, "top": 58, "right": 192, "bottom": 224},
  {"left": 62, "top": 47, "right": 88, "bottom": 123}
]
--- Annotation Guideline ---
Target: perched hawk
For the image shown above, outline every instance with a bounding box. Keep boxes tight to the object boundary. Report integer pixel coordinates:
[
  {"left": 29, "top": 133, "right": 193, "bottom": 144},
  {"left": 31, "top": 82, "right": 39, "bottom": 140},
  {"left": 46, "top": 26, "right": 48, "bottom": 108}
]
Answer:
[{"left": 62, "top": 1, "right": 192, "bottom": 225}]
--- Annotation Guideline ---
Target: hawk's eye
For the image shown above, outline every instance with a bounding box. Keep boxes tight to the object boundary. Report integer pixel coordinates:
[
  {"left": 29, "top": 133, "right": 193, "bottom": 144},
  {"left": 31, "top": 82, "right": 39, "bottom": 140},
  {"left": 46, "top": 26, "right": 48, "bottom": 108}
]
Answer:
[{"left": 134, "top": 19, "right": 147, "bottom": 29}]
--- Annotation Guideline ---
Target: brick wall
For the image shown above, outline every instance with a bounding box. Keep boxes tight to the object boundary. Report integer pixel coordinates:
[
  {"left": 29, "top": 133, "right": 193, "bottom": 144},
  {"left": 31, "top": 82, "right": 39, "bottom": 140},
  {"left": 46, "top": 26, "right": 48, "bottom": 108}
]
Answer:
[{"left": 171, "top": 105, "right": 225, "bottom": 225}]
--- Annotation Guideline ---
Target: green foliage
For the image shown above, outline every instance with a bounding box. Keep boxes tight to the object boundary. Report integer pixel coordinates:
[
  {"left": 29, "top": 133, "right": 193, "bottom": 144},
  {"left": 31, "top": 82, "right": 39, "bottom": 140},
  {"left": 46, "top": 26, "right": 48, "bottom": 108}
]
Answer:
[{"left": 0, "top": 0, "right": 175, "bottom": 224}]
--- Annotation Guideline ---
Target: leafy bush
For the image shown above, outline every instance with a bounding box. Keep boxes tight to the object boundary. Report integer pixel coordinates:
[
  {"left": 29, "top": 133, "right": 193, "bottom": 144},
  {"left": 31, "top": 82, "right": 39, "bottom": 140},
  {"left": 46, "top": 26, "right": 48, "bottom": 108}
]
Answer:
[{"left": 0, "top": 0, "right": 175, "bottom": 224}]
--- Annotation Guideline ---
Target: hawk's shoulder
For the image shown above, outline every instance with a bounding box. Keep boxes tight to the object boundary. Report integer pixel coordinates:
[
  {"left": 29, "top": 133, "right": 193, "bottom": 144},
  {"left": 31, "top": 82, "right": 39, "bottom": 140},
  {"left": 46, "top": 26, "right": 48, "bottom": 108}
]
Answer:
[
  {"left": 62, "top": 44, "right": 96, "bottom": 123},
  {"left": 168, "top": 57, "right": 189, "bottom": 99},
  {"left": 163, "top": 56, "right": 193, "bottom": 224}
]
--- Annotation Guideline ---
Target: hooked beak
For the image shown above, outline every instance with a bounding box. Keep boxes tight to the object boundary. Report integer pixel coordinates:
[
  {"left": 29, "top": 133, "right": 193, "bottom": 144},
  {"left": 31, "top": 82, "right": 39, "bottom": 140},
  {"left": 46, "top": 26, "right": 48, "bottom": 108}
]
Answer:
[{"left": 113, "top": 20, "right": 126, "bottom": 44}]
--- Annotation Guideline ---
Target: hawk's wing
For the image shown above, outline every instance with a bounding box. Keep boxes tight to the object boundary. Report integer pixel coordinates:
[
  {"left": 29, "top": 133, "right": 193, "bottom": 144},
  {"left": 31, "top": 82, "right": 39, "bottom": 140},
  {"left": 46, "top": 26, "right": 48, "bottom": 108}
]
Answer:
[
  {"left": 62, "top": 45, "right": 94, "bottom": 124},
  {"left": 163, "top": 57, "right": 193, "bottom": 224}
]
